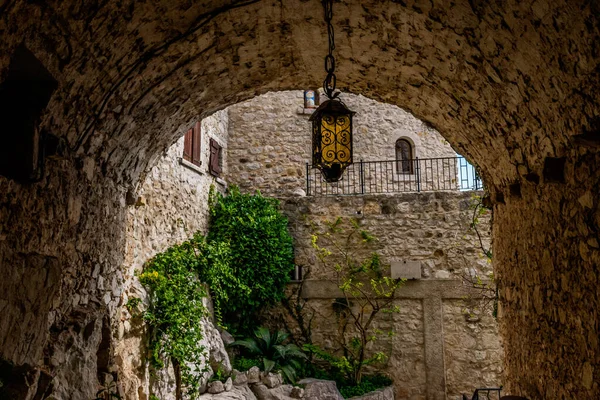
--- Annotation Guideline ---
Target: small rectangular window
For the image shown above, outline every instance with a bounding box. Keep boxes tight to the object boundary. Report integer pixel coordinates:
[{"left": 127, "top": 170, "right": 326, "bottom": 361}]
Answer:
[
  {"left": 0, "top": 46, "right": 57, "bottom": 182},
  {"left": 183, "top": 122, "right": 201, "bottom": 167},
  {"left": 209, "top": 138, "right": 222, "bottom": 177}
]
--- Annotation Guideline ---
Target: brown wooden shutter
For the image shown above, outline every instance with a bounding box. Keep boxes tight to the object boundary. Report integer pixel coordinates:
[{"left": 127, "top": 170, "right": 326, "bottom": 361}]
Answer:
[
  {"left": 183, "top": 128, "right": 193, "bottom": 162},
  {"left": 209, "top": 138, "right": 222, "bottom": 176},
  {"left": 192, "top": 121, "right": 201, "bottom": 166}
]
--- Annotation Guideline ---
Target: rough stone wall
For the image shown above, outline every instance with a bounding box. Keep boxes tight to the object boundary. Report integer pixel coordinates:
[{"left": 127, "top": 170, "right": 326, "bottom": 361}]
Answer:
[
  {"left": 123, "top": 110, "right": 228, "bottom": 272},
  {"left": 0, "top": 160, "right": 128, "bottom": 399},
  {"left": 226, "top": 91, "right": 456, "bottom": 196},
  {"left": 270, "top": 192, "right": 499, "bottom": 399},
  {"left": 443, "top": 300, "right": 502, "bottom": 398},
  {"left": 282, "top": 192, "right": 491, "bottom": 281},
  {"left": 493, "top": 177, "right": 600, "bottom": 399},
  {"left": 116, "top": 111, "right": 229, "bottom": 400}
]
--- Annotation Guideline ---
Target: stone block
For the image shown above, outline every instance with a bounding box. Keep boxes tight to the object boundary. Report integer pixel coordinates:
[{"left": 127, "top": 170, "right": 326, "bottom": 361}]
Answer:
[
  {"left": 297, "top": 378, "right": 343, "bottom": 400},
  {"left": 346, "top": 386, "right": 394, "bottom": 400},
  {"left": 261, "top": 372, "right": 282, "bottom": 388},
  {"left": 208, "top": 381, "right": 225, "bottom": 394},
  {"left": 391, "top": 260, "right": 421, "bottom": 279},
  {"left": 247, "top": 366, "right": 261, "bottom": 383},
  {"left": 232, "top": 369, "right": 248, "bottom": 386}
]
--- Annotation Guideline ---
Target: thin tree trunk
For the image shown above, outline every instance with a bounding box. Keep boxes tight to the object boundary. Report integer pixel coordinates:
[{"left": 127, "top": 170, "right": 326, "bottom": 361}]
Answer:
[{"left": 173, "top": 359, "right": 183, "bottom": 400}]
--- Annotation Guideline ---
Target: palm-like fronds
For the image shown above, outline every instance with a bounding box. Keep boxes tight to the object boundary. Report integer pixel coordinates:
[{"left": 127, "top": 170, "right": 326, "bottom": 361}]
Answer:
[{"left": 230, "top": 327, "right": 307, "bottom": 383}]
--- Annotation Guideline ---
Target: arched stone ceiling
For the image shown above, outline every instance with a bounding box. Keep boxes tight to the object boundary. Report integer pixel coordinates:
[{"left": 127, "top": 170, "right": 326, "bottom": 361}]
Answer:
[{"left": 1, "top": 0, "right": 598, "bottom": 188}]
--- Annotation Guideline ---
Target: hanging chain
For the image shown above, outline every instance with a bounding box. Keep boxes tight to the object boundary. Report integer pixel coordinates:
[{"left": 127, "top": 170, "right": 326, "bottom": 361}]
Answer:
[{"left": 322, "top": 0, "right": 337, "bottom": 99}]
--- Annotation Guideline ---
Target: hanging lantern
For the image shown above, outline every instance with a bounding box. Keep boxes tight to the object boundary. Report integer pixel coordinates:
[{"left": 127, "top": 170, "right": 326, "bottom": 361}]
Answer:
[
  {"left": 310, "top": 98, "right": 355, "bottom": 182},
  {"left": 311, "top": 0, "right": 355, "bottom": 183}
]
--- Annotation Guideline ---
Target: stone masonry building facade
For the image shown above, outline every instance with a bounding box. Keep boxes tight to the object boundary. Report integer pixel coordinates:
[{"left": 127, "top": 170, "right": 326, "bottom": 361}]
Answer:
[
  {"left": 2, "top": 2, "right": 599, "bottom": 399},
  {"left": 117, "top": 91, "right": 500, "bottom": 399}
]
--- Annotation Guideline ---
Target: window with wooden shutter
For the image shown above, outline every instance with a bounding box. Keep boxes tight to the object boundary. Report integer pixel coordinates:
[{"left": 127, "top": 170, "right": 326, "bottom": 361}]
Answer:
[
  {"left": 209, "top": 138, "right": 222, "bottom": 177},
  {"left": 183, "top": 128, "right": 193, "bottom": 162},
  {"left": 183, "top": 122, "right": 202, "bottom": 167},
  {"left": 191, "top": 121, "right": 201, "bottom": 166}
]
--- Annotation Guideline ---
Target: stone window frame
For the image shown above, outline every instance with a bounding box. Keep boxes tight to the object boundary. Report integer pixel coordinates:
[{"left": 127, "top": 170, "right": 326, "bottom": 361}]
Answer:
[{"left": 395, "top": 137, "right": 415, "bottom": 175}]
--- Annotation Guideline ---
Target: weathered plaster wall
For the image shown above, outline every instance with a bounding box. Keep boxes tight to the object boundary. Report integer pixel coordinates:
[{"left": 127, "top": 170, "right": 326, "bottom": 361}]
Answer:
[
  {"left": 116, "top": 111, "right": 228, "bottom": 400},
  {"left": 226, "top": 91, "right": 456, "bottom": 196}
]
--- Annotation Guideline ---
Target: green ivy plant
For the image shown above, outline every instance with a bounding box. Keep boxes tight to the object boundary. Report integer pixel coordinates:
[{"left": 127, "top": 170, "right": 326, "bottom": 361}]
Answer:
[
  {"left": 137, "top": 186, "right": 295, "bottom": 396},
  {"left": 139, "top": 237, "right": 209, "bottom": 399},
  {"left": 230, "top": 327, "right": 307, "bottom": 383},
  {"left": 207, "top": 186, "right": 294, "bottom": 334}
]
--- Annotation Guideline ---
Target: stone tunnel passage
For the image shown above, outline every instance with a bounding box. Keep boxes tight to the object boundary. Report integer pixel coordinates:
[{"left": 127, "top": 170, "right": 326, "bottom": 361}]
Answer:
[{"left": 0, "top": 0, "right": 599, "bottom": 399}]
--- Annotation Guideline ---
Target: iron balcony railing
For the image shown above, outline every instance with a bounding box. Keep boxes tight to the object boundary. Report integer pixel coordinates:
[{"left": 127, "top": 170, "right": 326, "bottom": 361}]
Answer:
[{"left": 306, "top": 156, "right": 483, "bottom": 196}]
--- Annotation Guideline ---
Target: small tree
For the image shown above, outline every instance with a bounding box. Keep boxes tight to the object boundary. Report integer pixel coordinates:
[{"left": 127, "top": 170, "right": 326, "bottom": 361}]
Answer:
[
  {"left": 459, "top": 193, "right": 497, "bottom": 319},
  {"left": 307, "top": 217, "right": 404, "bottom": 385}
]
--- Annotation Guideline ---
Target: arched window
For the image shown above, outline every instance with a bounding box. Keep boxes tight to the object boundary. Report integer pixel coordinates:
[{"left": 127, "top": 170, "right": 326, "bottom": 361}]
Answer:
[{"left": 395, "top": 139, "right": 413, "bottom": 174}]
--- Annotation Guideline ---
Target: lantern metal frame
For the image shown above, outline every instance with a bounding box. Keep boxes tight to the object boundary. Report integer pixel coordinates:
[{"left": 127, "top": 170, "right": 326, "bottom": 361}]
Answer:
[
  {"left": 310, "top": 98, "right": 355, "bottom": 182},
  {"left": 310, "top": 0, "right": 356, "bottom": 183}
]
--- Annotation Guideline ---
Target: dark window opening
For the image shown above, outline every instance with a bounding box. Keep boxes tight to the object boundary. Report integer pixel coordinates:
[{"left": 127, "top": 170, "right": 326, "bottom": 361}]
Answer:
[
  {"left": 183, "top": 121, "right": 201, "bottom": 167},
  {"left": 0, "top": 46, "right": 58, "bottom": 182},
  {"left": 209, "top": 138, "right": 222, "bottom": 177},
  {"left": 395, "top": 138, "right": 414, "bottom": 174}
]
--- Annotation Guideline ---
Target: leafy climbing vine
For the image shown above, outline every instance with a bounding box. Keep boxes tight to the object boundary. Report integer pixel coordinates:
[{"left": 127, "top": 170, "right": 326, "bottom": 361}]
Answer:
[
  {"left": 138, "top": 236, "right": 209, "bottom": 399},
  {"left": 134, "top": 185, "right": 295, "bottom": 397},
  {"left": 306, "top": 217, "right": 404, "bottom": 386}
]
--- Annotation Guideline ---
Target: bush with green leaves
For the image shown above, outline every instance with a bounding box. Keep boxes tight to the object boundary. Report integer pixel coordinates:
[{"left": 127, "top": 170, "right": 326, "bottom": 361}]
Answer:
[
  {"left": 139, "top": 236, "right": 209, "bottom": 398},
  {"left": 230, "top": 327, "right": 307, "bottom": 383},
  {"left": 338, "top": 374, "right": 393, "bottom": 398},
  {"left": 232, "top": 356, "right": 262, "bottom": 372},
  {"left": 207, "top": 186, "right": 294, "bottom": 334}
]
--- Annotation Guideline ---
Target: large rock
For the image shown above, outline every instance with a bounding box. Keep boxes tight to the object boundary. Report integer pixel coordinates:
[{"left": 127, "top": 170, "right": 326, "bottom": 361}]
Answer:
[
  {"left": 290, "top": 387, "right": 304, "bottom": 399},
  {"left": 208, "top": 381, "right": 226, "bottom": 394},
  {"left": 219, "top": 328, "right": 235, "bottom": 346},
  {"left": 232, "top": 369, "right": 248, "bottom": 386},
  {"left": 195, "top": 308, "right": 233, "bottom": 393},
  {"left": 347, "top": 386, "right": 394, "bottom": 400},
  {"left": 250, "top": 383, "right": 297, "bottom": 400},
  {"left": 298, "top": 379, "right": 344, "bottom": 400},
  {"left": 198, "top": 384, "right": 258, "bottom": 400},
  {"left": 261, "top": 372, "right": 283, "bottom": 388}
]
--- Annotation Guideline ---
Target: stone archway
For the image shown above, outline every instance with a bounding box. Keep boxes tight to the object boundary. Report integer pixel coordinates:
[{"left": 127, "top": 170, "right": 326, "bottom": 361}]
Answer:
[{"left": 0, "top": 1, "right": 599, "bottom": 398}]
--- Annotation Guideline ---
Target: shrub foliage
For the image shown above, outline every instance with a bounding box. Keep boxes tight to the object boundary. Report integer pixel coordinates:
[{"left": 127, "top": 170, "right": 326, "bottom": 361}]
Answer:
[{"left": 206, "top": 186, "right": 294, "bottom": 333}]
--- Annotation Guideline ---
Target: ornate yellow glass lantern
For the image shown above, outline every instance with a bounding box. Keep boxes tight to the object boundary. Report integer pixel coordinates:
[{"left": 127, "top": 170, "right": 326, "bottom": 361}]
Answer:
[
  {"left": 310, "top": 98, "right": 355, "bottom": 182},
  {"left": 311, "top": 0, "right": 355, "bottom": 183}
]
